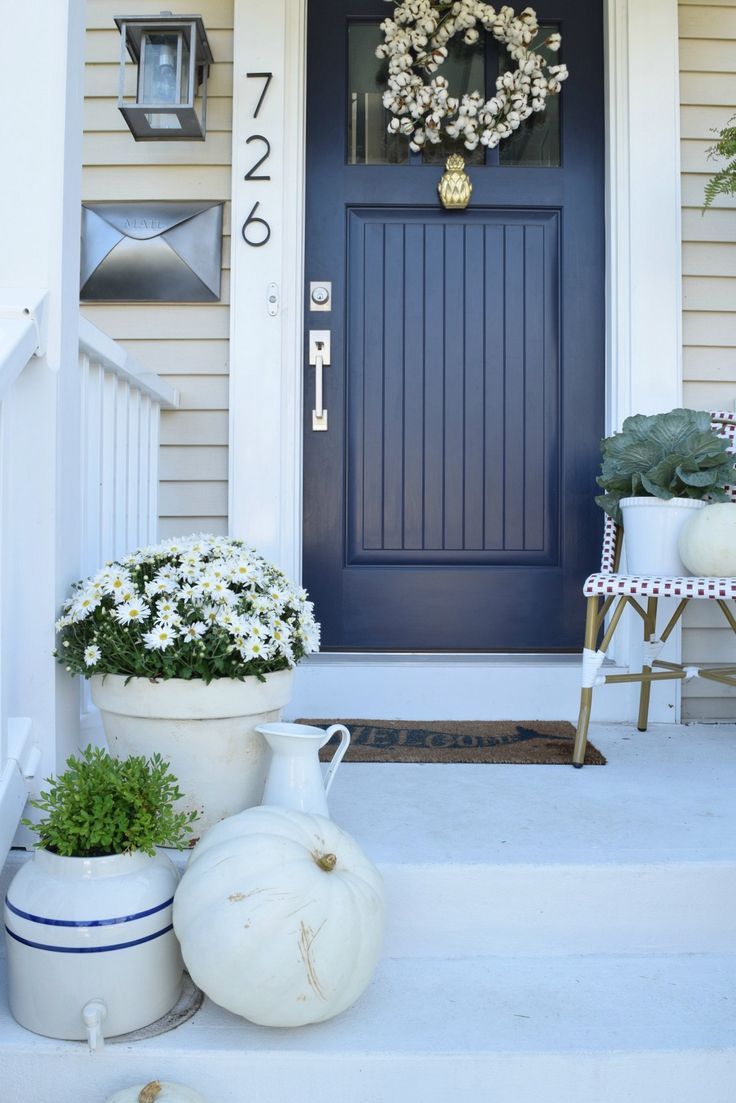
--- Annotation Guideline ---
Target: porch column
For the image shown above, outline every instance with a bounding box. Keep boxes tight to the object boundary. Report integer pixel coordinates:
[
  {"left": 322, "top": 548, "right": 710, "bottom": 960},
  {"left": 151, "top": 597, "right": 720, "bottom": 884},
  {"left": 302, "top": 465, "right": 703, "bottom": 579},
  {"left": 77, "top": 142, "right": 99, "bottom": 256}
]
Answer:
[
  {"left": 606, "top": 0, "right": 683, "bottom": 721},
  {"left": 607, "top": 0, "right": 683, "bottom": 424},
  {"left": 228, "top": 0, "right": 306, "bottom": 579},
  {"left": 0, "top": 2, "right": 86, "bottom": 785}
]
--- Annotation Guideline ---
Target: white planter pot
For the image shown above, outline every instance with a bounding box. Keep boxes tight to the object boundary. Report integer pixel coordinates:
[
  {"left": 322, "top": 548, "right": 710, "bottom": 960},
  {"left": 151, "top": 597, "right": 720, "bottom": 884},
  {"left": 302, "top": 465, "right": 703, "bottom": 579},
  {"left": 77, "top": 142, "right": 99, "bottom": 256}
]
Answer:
[
  {"left": 621, "top": 496, "right": 705, "bottom": 576},
  {"left": 90, "top": 670, "right": 293, "bottom": 836},
  {"left": 4, "top": 849, "right": 181, "bottom": 1043},
  {"left": 678, "top": 503, "right": 736, "bottom": 577}
]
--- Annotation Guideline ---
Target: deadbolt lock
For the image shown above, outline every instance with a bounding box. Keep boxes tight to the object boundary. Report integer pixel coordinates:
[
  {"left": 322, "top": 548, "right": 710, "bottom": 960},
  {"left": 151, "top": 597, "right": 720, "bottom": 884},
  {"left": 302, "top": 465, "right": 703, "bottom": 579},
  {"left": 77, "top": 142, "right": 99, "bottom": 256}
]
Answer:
[{"left": 310, "top": 281, "right": 332, "bottom": 311}]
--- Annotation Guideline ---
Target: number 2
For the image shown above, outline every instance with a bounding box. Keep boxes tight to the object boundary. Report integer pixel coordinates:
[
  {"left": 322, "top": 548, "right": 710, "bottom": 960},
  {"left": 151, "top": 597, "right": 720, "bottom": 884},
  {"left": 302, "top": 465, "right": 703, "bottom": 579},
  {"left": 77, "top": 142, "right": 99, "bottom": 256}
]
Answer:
[{"left": 244, "top": 135, "right": 271, "bottom": 182}]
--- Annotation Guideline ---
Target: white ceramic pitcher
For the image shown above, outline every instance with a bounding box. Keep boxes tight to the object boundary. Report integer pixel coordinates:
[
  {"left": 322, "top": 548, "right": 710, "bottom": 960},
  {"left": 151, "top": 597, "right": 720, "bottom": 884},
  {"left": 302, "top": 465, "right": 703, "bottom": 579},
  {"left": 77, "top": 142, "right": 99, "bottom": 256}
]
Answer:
[{"left": 256, "top": 722, "right": 351, "bottom": 818}]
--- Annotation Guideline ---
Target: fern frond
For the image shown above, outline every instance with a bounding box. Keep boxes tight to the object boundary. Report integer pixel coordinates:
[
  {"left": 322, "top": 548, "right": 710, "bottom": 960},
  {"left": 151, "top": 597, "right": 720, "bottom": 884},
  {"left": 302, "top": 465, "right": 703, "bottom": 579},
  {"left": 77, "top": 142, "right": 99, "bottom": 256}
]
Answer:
[{"left": 704, "top": 114, "right": 736, "bottom": 210}]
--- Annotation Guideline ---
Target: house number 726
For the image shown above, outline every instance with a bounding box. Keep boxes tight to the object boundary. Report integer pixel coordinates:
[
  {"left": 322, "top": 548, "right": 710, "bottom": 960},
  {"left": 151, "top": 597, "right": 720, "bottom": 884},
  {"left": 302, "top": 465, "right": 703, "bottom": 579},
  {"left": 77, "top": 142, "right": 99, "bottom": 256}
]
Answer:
[{"left": 242, "top": 73, "right": 273, "bottom": 248}]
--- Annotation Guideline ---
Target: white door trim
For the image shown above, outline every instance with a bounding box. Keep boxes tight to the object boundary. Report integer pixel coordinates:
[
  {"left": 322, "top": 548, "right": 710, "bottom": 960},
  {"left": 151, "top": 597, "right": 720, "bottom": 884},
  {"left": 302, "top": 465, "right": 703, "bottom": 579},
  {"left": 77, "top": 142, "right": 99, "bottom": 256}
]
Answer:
[{"left": 228, "top": 0, "right": 683, "bottom": 721}]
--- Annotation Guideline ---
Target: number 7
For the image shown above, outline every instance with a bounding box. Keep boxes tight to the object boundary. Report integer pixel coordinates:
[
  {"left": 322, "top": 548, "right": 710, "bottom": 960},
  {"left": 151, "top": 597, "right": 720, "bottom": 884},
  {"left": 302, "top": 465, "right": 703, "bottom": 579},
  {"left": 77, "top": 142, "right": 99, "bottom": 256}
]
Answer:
[{"left": 246, "top": 72, "right": 273, "bottom": 119}]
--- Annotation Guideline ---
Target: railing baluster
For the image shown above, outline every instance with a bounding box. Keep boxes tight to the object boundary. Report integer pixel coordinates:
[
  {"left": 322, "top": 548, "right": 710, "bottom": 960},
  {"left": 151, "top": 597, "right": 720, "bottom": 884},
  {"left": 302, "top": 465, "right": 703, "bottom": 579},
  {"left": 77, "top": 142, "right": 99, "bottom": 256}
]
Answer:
[
  {"left": 127, "top": 386, "right": 141, "bottom": 551},
  {"left": 148, "top": 395, "right": 159, "bottom": 542},
  {"left": 114, "top": 378, "right": 129, "bottom": 559},
  {"left": 100, "top": 369, "right": 117, "bottom": 564}
]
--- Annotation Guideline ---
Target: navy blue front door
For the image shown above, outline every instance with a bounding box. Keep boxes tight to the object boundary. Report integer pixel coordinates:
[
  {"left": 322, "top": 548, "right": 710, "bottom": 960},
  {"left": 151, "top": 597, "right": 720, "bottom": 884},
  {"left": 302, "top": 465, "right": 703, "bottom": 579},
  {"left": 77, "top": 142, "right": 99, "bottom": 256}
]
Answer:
[{"left": 304, "top": 1, "right": 604, "bottom": 651}]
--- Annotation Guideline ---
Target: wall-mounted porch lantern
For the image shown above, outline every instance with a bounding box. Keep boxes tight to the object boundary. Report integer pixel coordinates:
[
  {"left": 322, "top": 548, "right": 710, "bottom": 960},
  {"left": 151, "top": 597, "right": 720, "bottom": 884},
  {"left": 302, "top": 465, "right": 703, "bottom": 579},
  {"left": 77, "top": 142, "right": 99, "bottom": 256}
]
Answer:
[{"left": 114, "top": 13, "right": 213, "bottom": 140}]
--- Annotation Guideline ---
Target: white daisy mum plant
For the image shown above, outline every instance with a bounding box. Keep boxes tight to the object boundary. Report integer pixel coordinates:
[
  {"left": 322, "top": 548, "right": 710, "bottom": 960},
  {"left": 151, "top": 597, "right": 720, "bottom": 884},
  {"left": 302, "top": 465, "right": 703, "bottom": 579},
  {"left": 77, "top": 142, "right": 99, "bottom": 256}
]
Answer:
[
  {"left": 377, "top": 2, "right": 568, "bottom": 153},
  {"left": 56, "top": 535, "right": 320, "bottom": 683}
]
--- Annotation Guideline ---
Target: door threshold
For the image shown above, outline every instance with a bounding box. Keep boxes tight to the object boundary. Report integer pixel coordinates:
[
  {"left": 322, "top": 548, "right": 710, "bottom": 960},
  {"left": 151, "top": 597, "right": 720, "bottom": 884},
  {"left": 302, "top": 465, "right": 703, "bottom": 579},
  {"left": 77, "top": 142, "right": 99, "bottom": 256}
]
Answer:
[
  {"left": 291, "top": 652, "right": 628, "bottom": 722},
  {"left": 304, "top": 652, "right": 584, "bottom": 666}
]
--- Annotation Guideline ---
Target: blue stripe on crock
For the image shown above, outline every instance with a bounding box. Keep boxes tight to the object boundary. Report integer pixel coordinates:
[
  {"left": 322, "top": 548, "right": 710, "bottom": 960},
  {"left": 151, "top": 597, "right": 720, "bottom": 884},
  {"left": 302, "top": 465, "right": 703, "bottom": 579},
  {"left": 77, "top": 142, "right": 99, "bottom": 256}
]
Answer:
[
  {"left": 4, "top": 923, "right": 174, "bottom": 953},
  {"left": 4, "top": 895, "right": 174, "bottom": 927}
]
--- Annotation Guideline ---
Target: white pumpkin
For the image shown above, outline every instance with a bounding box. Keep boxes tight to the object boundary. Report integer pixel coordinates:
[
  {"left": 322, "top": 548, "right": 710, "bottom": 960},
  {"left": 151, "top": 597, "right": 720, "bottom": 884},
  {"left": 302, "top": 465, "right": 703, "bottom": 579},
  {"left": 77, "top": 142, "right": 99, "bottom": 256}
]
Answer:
[
  {"left": 105, "top": 1082, "right": 207, "bottom": 1103},
  {"left": 173, "top": 805, "right": 386, "bottom": 1027},
  {"left": 678, "top": 502, "right": 736, "bottom": 577}
]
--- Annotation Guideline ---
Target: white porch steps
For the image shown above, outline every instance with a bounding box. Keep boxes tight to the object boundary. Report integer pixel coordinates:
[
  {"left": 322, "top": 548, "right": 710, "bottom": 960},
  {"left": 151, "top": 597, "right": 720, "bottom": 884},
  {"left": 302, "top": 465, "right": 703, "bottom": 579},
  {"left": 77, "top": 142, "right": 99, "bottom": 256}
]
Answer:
[{"left": 1, "top": 723, "right": 735, "bottom": 1103}]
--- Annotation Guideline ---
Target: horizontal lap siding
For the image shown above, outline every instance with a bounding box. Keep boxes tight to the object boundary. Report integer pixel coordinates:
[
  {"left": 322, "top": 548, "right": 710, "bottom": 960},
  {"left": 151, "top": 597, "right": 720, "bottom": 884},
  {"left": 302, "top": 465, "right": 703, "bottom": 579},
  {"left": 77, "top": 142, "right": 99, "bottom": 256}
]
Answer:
[
  {"left": 679, "top": 3, "right": 736, "bottom": 719},
  {"left": 81, "top": 0, "right": 233, "bottom": 541}
]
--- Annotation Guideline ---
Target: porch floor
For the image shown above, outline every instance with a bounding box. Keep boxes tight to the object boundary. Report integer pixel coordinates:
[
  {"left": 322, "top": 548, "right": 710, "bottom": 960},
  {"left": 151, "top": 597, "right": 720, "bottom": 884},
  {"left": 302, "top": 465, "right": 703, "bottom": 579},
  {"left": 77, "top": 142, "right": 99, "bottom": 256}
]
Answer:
[{"left": 2, "top": 722, "right": 735, "bottom": 1103}]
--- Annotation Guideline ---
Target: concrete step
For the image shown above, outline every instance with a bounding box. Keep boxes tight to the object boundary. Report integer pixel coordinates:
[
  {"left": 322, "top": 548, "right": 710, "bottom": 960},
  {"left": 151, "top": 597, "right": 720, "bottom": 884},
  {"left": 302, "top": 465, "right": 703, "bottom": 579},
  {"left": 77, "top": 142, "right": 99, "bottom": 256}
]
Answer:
[
  {"left": 381, "top": 859, "right": 736, "bottom": 956},
  {"left": 2, "top": 724, "right": 735, "bottom": 1102},
  {"left": 1, "top": 952, "right": 734, "bottom": 1103}
]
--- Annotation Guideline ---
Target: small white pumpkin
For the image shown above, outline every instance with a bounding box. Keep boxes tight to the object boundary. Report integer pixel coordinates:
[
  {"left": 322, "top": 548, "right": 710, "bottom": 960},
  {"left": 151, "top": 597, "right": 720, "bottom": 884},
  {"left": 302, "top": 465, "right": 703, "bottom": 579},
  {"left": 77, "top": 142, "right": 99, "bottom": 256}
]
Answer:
[
  {"left": 173, "top": 805, "right": 386, "bottom": 1027},
  {"left": 105, "top": 1082, "right": 207, "bottom": 1103},
  {"left": 678, "top": 502, "right": 736, "bottom": 577}
]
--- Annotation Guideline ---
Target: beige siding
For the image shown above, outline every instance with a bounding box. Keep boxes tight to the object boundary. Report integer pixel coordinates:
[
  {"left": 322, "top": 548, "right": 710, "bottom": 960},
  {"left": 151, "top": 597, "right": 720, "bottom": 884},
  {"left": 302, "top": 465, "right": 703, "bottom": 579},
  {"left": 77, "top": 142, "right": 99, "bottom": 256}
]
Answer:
[
  {"left": 81, "top": 0, "right": 233, "bottom": 540},
  {"left": 679, "top": 3, "right": 736, "bottom": 719}
]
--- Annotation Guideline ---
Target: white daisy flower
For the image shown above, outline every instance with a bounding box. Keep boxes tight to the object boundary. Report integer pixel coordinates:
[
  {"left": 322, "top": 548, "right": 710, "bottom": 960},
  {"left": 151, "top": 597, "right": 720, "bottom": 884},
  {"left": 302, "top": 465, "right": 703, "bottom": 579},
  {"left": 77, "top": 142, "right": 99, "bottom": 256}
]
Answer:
[
  {"left": 266, "top": 586, "right": 288, "bottom": 609},
  {"left": 210, "top": 580, "right": 236, "bottom": 604},
  {"left": 114, "top": 599, "right": 151, "bottom": 625},
  {"left": 240, "top": 637, "right": 270, "bottom": 661},
  {"left": 242, "top": 618, "right": 267, "bottom": 640},
  {"left": 83, "top": 644, "right": 102, "bottom": 667},
  {"left": 70, "top": 592, "right": 101, "bottom": 619},
  {"left": 268, "top": 618, "right": 292, "bottom": 644},
  {"left": 180, "top": 621, "right": 208, "bottom": 642},
  {"left": 145, "top": 576, "right": 176, "bottom": 598},
  {"left": 102, "top": 571, "right": 133, "bottom": 601},
  {"left": 157, "top": 609, "right": 183, "bottom": 629},
  {"left": 143, "top": 623, "right": 177, "bottom": 651},
  {"left": 195, "top": 575, "right": 216, "bottom": 597}
]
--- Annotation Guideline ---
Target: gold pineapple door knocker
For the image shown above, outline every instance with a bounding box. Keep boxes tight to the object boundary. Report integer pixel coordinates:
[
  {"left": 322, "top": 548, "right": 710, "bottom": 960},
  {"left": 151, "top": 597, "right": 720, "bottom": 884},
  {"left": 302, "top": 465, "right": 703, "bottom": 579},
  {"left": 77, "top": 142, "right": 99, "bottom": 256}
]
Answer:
[{"left": 438, "top": 155, "right": 472, "bottom": 210}]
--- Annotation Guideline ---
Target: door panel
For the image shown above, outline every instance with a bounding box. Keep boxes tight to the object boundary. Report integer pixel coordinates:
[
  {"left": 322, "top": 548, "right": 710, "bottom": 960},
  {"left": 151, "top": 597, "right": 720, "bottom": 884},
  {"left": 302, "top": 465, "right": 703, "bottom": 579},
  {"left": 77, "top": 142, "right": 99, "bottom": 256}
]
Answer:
[
  {"left": 347, "top": 208, "right": 559, "bottom": 565},
  {"left": 304, "top": 0, "right": 604, "bottom": 651}
]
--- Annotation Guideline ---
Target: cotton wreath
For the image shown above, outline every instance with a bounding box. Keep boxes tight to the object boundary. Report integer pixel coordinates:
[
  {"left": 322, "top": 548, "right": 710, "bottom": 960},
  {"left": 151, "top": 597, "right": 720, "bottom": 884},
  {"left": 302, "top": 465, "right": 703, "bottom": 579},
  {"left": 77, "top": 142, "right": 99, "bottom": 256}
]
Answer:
[{"left": 377, "top": 2, "right": 568, "bottom": 153}]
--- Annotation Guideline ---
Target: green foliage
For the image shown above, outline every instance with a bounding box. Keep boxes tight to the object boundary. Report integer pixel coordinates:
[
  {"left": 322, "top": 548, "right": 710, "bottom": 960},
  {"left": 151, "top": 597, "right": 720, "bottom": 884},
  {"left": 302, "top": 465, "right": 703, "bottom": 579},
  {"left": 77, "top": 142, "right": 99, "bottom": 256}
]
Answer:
[
  {"left": 704, "top": 115, "right": 736, "bottom": 209},
  {"left": 596, "top": 408, "right": 734, "bottom": 525},
  {"left": 23, "top": 746, "right": 198, "bottom": 857}
]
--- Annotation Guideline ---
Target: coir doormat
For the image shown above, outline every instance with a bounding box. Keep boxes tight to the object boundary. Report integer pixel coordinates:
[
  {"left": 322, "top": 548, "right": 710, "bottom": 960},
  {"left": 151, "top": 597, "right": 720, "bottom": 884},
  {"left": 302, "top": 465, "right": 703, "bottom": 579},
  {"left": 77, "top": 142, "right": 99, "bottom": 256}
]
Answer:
[{"left": 299, "top": 719, "right": 606, "bottom": 766}]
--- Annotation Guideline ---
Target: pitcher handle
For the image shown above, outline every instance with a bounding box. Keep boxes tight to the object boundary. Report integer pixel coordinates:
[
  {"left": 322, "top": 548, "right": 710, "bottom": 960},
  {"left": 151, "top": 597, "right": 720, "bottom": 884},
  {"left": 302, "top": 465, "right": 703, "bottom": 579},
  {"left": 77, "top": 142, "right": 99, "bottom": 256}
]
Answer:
[{"left": 322, "top": 724, "right": 351, "bottom": 794}]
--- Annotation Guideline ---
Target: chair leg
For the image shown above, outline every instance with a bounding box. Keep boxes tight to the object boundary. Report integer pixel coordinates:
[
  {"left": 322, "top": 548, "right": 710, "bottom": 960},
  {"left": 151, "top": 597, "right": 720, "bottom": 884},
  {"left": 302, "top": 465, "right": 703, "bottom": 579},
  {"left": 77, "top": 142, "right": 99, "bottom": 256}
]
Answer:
[
  {"left": 637, "top": 597, "right": 658, "bottom": 732},
  {"left": 573, "top": 595, "right": 601, "bottom": 768}
]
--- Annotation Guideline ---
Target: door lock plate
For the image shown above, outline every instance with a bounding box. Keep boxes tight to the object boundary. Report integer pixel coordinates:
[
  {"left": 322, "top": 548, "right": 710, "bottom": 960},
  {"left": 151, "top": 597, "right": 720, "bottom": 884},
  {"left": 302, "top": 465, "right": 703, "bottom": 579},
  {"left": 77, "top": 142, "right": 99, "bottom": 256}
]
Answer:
[{"left": 310, "top": 281, "right": 332, "bottom": 311}]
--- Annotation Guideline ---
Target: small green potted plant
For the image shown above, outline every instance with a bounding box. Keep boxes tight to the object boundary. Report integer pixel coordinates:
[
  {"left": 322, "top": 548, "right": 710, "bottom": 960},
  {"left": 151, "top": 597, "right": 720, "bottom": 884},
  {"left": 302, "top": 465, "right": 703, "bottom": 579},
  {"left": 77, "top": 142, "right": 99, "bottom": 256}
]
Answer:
[
  {"left": 595, "top": 408, "right": 734, "bottom": 575},
  {"left": 55, "top": 534, "right": 321, "bottom": 834},
  {"left": 4, "top": 747, "right": 196, "bottom": 1047}
]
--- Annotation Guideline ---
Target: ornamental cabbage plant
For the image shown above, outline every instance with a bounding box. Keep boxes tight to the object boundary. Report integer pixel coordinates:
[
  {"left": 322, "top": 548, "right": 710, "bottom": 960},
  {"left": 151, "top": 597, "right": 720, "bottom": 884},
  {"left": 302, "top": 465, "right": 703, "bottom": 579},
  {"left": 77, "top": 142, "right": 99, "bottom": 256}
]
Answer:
[
  {"left": 596, "top": 408, "right": 735, "bottom": 526},
  {"left": 56, "top": 534, "right": 320, "bottom": 682}
]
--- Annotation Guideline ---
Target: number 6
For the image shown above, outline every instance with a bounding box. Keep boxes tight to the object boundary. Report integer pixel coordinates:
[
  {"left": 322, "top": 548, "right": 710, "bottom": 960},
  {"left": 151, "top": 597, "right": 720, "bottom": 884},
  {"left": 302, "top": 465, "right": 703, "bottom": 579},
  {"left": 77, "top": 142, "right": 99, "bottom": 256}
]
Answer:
[{"left": 242, "top": 201, "right": 271, "bottom": 247}]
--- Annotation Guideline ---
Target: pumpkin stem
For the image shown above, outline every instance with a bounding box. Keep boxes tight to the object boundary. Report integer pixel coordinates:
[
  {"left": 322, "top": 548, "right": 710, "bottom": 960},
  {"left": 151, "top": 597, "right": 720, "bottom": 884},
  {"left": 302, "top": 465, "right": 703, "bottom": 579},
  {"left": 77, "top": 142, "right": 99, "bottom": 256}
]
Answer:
[
  {"left": 314, "top": 852, "right": 337, "bottom": 872},
  {"left": 138, "top": 1083, "right": 162, "bottom": 1103}
]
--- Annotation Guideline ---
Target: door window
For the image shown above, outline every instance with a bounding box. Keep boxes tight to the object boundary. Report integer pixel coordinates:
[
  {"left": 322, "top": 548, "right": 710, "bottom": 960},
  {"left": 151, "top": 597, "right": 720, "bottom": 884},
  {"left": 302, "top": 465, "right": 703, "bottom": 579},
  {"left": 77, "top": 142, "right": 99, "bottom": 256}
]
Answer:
[{"left": 347, "top": 20, "right": 561, "bottom": 167}]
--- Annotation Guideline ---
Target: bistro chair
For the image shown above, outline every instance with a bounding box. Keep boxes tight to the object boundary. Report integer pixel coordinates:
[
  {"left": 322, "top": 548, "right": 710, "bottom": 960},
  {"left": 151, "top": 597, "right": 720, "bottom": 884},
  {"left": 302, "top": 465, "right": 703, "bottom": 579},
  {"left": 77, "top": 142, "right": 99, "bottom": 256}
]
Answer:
[{"left": 573, "top": 411, "right": 736, "bottom": 767}]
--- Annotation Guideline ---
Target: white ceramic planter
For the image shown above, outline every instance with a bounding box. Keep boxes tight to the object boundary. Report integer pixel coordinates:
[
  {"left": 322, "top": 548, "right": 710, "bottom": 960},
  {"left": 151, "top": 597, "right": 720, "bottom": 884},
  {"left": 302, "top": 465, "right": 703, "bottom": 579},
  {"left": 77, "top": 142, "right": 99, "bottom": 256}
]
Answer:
[
  {"left": 621, "top": 496, "right": 705, "bottom": 576},
  {"left": 90, "top": 670, "right": 293, "bottom": 836},
  {"left": 4, "top": 849, "right": 181, "bottom": 1044},
  {"left": 678, "top": 503, "right": 736, "bottom": 577}
]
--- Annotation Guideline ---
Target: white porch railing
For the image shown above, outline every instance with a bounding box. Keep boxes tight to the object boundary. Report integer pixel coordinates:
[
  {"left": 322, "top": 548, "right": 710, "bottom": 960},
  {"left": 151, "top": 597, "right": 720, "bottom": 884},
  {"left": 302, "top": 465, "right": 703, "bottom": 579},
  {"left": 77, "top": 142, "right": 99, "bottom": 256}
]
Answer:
[
  {"left": 78, "top": 320, "right": 178, "bottom": 728},
  {"left": 78, "top": 318, "right": 178, "bottom": 573},
  {"left": 0, "top": 310, "right": 178, "bottom": 867}
]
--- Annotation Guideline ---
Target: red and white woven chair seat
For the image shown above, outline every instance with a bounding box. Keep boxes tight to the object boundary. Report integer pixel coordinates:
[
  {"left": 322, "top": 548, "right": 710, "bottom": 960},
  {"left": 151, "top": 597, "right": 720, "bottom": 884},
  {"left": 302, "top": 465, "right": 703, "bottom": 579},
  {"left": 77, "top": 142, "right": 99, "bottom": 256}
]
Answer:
[{"left": 584, "top": 573, "right": 736, "bottom": 599}]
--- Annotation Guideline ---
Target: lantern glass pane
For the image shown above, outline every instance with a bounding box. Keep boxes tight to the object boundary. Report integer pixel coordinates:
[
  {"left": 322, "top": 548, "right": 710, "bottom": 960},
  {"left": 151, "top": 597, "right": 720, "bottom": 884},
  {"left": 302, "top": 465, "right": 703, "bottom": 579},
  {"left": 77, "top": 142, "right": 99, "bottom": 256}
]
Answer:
[{"left": 141, "top": 31, "right": 181, "bottom": 105}]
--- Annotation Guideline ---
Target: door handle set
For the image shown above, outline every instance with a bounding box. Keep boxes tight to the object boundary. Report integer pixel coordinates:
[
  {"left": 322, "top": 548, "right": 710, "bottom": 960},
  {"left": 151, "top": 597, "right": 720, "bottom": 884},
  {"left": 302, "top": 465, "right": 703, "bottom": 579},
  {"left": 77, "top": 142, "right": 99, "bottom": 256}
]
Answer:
[{"left": 309, "top": 330, "right": 330, "bottom": 431}]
